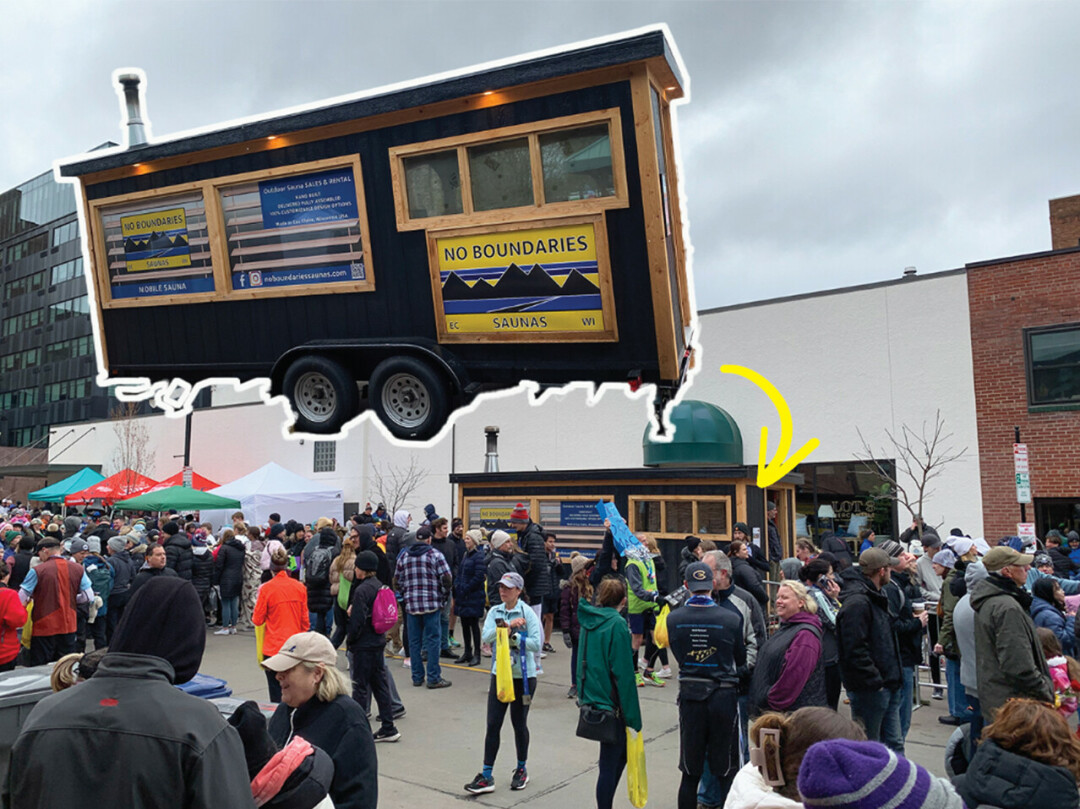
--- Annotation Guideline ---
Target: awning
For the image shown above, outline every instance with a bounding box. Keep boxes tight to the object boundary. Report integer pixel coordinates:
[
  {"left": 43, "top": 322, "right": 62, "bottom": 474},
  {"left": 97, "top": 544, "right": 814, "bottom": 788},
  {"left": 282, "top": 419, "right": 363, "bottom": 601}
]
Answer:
[{"left": 27, "top": 467, "right": 106, "bottom": 502}]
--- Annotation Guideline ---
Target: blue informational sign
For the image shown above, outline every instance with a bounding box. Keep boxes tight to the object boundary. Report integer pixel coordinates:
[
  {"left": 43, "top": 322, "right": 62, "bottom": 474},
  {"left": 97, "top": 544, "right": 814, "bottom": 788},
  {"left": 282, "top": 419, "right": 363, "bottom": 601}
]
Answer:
[
  {"left": 560, "top": 501, "right": 605, "bottom": 527},
  {"left": 111, "top": 275, "right": 216, "bottom": 299},
  {"left": 258, "top": 168, "right": 358, "bottom": 229},
  {"left": 231, "top": 262, "right": 365, "bottom": 291}
]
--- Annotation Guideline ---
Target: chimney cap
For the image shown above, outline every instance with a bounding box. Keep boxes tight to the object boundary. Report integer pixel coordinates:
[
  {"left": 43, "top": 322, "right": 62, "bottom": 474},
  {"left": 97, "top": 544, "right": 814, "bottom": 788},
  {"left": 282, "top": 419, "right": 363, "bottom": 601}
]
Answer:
[
  {"left": 117, "top": 73, "right": 141, "bottom": 86},
  {"left": 484, "top": 426, "right": 499, "bottom": 433},
  {"left": 902, "top": 266, "right": 917, "bottom": 277}
]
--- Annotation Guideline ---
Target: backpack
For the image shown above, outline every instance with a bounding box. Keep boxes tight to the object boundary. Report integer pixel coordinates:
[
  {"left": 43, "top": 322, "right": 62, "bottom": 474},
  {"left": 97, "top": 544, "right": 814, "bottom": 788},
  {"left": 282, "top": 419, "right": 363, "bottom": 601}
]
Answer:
[
  {"left": 371, "top": 586, "right": 398, "bottom": 634},
  {"left": 305, "top": 547, "right": 333, "bottom": 586}
]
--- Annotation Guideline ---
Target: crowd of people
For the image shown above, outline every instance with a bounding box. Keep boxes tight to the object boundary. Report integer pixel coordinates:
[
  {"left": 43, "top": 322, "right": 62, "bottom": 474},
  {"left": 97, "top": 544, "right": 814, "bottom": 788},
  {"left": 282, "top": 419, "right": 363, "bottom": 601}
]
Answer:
[{"left": 1, "top": 495, "right": 1079, "bottom": 808}]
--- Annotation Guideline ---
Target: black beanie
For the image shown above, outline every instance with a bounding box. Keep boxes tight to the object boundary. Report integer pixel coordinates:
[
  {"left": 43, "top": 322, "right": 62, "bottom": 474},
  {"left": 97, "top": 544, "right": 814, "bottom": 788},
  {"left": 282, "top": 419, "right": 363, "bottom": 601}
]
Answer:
[
  {"left": 684, "top": 535, "right": 701, "bottom": 552},
  {"left": 163, "top": 521, "right": 180, "bottom": 536},
  {"left": 110, "top": 577, "right": 205, "bottom": 684},
  {"left": 228, "top": 701, "right": 278, "bottom": 779}
]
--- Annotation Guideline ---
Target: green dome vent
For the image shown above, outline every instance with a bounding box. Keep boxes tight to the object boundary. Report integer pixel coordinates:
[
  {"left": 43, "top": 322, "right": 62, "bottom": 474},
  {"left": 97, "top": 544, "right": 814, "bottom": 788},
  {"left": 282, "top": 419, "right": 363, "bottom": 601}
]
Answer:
[{"left": 643, "top": 400, "right": 744, "bottom": 466}]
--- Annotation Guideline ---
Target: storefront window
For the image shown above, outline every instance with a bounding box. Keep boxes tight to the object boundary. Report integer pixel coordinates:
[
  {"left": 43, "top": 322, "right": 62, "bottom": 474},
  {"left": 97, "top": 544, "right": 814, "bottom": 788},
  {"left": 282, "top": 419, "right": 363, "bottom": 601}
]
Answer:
[
  {"left": 630, "top": 497, "right": 732, "bottom": 539},
  {"left": 795, "top": 461, "right": 897, "bottom": 543}
]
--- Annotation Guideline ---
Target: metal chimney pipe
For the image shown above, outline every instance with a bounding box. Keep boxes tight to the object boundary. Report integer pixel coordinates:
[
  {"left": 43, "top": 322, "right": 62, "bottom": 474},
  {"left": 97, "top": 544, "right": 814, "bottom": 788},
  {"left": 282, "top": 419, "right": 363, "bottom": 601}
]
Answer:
[
  {"left": 903, "top": 266, "right": 917, "bottom": 278},
  {"left": 117, "top": 73, "right": 147, "bottom": 147},
  {"left": 484, "top": 426, "right": 500, "bottom": 473}
]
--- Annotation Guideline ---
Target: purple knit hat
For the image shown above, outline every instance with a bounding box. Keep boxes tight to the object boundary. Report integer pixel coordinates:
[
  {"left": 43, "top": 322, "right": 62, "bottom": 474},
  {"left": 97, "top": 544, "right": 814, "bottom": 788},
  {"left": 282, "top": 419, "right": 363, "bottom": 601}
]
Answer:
[{"left": 798, "top": 740, "right": 963, "bottom": 809}]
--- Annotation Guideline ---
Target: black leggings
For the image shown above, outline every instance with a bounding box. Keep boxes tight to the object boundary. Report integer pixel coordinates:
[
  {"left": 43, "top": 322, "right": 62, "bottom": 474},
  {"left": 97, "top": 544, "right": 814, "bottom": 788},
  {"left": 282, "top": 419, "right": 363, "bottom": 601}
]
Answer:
[
  {"left": 460, "top": 616, "right": 481, "bottom": 658},
  {"left": 645, "top": 637, "right": 669, "bottom": 669},
  {"left": 329, "top": 603, "right": 349, "bottom": 649},
  {"left": 484, "top": 675, "right": 536, "bottom": 766},
  {"left": 825, "top": 663, "right": 842, "bottom": 711},
  {"left": 596, "top": 730, "right": 627, "bottom": 809},
  {"left": 679, "top": 773, "right": 700, "bottom": 809},
  {"left": 927, "top": 613, "right": 941, "bottom": 684}
]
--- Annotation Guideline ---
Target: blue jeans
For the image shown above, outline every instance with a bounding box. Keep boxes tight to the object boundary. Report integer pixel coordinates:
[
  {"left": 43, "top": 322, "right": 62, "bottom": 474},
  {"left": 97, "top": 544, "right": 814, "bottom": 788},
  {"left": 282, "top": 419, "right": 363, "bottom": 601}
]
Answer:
[
  {"left": 407, "top": 610, "right": 442, "bottom": 685},
  {"left": 967, "top": 694, "right": 983, "bottom": 760},
  {"left": 849, "top": 688, "right": 903, "bottom": 752},
  {"left": 946, "top": 658, "right": 972, "bottom": 720},
  {"left": 222, "top": 596, "right": 239, "bottom": 628},
  {"left": 898, "top": 666, "right": 915, "bottom": 752},
  {"left": 440, "top": 599, "right": 452, "bottom": 651},
  {"left": 310, "top": 609, "right": 333, "bottom": 637}
]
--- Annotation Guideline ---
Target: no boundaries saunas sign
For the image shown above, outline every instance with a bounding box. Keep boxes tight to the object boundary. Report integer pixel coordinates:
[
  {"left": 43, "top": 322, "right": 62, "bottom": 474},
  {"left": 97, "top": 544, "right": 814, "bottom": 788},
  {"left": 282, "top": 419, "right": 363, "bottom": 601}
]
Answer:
[
  {"left": 435, "top": 221, "right": 612, "bottom": 339},
  {"left": 230, "top": 167, "right": 365, "bottom": 292}
]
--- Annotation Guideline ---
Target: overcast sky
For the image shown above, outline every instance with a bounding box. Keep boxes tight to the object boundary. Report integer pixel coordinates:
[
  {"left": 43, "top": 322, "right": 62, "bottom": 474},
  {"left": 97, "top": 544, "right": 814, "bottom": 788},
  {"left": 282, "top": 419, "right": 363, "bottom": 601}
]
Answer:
[{"left": 3, "top": 1, "right": 1079, "bottom": 308}]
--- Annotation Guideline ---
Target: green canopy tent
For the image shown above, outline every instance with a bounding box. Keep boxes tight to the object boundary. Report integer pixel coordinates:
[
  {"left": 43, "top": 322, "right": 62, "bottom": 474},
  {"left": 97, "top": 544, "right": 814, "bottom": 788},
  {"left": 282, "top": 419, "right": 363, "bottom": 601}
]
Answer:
[
  {"left": 28, "top": 467, "right": 106, "bottom": 502},
  {"left": 113, "top": 486, "right": 242, "bottom": 512}
]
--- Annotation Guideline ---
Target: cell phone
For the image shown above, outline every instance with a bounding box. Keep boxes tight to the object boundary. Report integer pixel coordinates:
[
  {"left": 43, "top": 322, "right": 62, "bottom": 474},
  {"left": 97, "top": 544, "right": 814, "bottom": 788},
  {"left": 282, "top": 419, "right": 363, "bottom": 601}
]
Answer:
[{"left": 495, "top": 618, "right": 507, "bottom": 627}]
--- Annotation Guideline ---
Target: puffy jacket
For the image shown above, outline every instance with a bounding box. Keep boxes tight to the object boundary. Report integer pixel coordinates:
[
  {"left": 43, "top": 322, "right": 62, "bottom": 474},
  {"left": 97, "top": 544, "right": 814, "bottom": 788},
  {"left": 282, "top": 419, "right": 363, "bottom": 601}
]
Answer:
[
  {"left": 953, "top": 739, "right": 1079, "bottom": 809},
  {"left": 576, "top": 599, "right": 642, "bottom": 732},
  {"left": 886, "top": 570, "right": 925, "bottom": 668},
  {"left": 4, "top": 653, "right": 255, "bottom": 809},
  {"left": 453, "top": 547, "right": 487, "bottom": 618},
  {"left": 732, "top": 556, "right": 769, "bottom": 608},
  {"left": 253, "top": 570, "right": 310, "bottom": 658},
  {"left": 82, "top": 553, "right": 114, "bottom": 610},
  {"left": 215, "top": 538, "right": 247, "bottom": 599},
  {"left": 835, "top": 566, "right": 902, "bottom": 691},
  {"left": 970, "top": 574, "right": 1054, "bottom": 719},
  {"left": 385, "top": 524, "right": 408, "bottom": 581},
  {"left": 725, "top": 763, "right": 803, "bottom": 809},
  {"left": 719, "top": 585, "right": 760, "bottom": 673},
  {"left": 268, "top": 695, "right": 377, "bottom": 809},
  {"left": 819, "top": 532, "right": 854, "bottom": 569},
  {"left": 1049, "top": 545, "right": 1079, "bottom": 578},
  {"left": 1031, "top": 596, "right": 1076, "bottom": 656},
  {"left": 107, "top": 549, "right": 137, "bottom": 596},
  {"left": 190, "top": 546, "right": 214, "bottom": 599},
  {"left": 485, "top": 547, "right": 527, "bottom": 606},
  {"left": 517, "top": 521, "right": 550, "bottom": 601},
  {"left": 163, "top": 534, "right": 194, "bottom": 581},
  {"left": 559, "top": 583, "right": 584, "bottom": 643},
  {"left": 938, "top": 567, "right": 963, "bottom": 657},
  {"left": 346, "top": 575, "right": 386, "bottom": 650},
  {"left": 304, "top": 529, "right": 338, "bottom": 615},
  {"left": 130, "top": 564, "right": 178, "bottom": 596}
]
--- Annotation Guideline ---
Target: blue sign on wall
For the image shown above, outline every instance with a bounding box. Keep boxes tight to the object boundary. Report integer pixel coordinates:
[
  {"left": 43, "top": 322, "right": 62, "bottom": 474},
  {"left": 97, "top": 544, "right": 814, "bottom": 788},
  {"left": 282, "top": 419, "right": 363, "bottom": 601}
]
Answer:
[
  {"left": 111, "top": 275, "right": 216, "bottom": 299},
  {"left": 232, "top": 262, "right": 365, "bottom": 291},
  {"left": 560, "top": 501, "right": 605, "bottom": 527},
  {"left": 259, "top": 168, "right": 358, "bottom": 229}
]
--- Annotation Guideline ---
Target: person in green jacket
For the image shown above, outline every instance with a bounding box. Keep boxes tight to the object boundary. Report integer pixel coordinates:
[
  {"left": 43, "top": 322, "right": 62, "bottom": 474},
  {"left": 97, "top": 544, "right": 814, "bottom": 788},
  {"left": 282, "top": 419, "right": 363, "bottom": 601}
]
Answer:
[{"left": 577, "top": 577, "right": 643, "bottom": 809}]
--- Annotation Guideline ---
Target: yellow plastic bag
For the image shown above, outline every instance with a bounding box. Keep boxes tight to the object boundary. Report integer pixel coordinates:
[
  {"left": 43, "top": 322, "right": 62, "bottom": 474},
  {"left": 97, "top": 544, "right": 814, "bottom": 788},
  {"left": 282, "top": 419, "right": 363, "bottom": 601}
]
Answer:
[
  {"left": 255, "top": 623, "right": 266, "bottom": 663},
  {"left": 20, "top": 600, "right": 32, "bottom": 650},
  {"left": 626, "top": 728, "right": 648, "bottom": 808},
  {"left": 495, "top": 625, "right": 515, "bottom": 703},
  {"left": 653, "top": 604, "right": 670, "bottom": 649}
]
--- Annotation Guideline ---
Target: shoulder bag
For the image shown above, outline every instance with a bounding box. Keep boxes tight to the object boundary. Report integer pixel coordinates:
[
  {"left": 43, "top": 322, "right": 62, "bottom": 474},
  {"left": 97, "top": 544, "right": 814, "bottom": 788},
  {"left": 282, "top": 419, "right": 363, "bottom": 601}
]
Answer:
[{"left": 575, "top": 629, "right": 624, "bottom": 745}]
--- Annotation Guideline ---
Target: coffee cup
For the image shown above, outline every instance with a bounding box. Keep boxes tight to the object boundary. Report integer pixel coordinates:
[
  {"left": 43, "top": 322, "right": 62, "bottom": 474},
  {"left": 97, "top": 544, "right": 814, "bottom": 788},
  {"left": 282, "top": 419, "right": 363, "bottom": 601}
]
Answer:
[{"left": 912, "top": 601, "right": 926, "bottom": 615}]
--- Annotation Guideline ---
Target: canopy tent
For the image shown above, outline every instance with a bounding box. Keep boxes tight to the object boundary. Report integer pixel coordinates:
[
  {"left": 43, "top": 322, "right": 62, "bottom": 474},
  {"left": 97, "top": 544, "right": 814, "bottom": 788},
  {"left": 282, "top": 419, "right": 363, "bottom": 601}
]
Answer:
[
  {"left": 65, "top": 470, "right": 159, "bottom": 506},
  {"left": 200, "top": 462, "right": 343, "bottom": 529},
  {"left": 114, "top": 486, "right": 242, "bottom": 512},
  {"left": 145, "top": 470, "right": 220, "bottom": 493},
  {"left": 27, "top": 467, "right": 105, "bottom": 502}
]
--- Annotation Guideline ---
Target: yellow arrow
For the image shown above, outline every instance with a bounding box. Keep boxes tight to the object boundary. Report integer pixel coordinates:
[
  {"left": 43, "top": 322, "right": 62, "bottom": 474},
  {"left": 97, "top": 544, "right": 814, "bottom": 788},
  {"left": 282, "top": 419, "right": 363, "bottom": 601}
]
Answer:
[{"left": 720, "top": 364, "right": 820, "bottom": 487}]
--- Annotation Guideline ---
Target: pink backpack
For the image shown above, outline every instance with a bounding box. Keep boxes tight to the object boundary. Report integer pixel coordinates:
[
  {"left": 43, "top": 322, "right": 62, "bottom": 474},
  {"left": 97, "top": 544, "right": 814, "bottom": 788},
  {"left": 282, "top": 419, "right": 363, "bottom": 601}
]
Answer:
[{"left": 371, "top": 587, "right": 398, "bottom": 634}]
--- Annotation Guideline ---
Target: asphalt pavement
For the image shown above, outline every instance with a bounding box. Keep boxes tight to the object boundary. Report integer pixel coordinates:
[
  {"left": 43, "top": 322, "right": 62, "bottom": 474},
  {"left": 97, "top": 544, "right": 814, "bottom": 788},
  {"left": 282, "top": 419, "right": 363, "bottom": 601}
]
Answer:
[{"left": 201, "top": 628, "right": 959, "bottom": 807}]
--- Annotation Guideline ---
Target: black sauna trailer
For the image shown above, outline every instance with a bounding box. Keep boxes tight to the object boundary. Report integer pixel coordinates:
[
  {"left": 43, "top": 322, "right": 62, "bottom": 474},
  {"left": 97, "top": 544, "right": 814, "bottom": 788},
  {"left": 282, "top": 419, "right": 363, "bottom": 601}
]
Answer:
[{"left": 59, "top": 28, "right": 695, "bottom": 440}]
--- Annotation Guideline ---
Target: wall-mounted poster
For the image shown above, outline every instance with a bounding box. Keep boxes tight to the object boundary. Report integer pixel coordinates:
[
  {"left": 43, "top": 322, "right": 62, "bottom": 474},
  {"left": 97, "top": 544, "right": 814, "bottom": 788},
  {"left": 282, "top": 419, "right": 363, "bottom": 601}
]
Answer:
[
  {"left": 97, "top": 191, "right": 216, "bottom": 300},
  {"left": 431, "top": 218, "right": 617, "bottom": 342},
  {"left": 220, "top": 162, "right": 372, "bottom": 294}
]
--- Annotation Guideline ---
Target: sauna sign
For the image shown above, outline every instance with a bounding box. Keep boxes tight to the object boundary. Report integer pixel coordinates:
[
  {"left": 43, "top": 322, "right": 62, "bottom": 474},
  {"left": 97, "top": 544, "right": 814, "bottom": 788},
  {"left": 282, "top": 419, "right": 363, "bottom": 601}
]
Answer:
[
  {"left": 258, "top": 168, "right": 358, "bottom": 229},
  {"left": 436, "top": 222, "right": 605, "bottom": 335},
  {"left": 120, "top": 208, "right": 192, "bottom": 272}
]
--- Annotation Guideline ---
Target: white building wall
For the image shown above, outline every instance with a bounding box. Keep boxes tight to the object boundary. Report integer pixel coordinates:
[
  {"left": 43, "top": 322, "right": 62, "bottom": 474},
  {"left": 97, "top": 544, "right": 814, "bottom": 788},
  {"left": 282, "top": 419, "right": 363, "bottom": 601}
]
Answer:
[{"left": 49, "top": 271, "right": 982, "bottom": 535}]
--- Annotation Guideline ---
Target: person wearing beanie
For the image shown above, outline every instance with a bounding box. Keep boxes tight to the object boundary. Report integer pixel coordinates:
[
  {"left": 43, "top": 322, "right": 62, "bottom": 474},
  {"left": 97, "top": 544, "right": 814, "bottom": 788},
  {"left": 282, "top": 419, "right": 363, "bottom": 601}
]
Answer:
[
  {"left": 6, "top": 576, "right": 255, "bottom": 808},
  {"left": 485, "top": 529, "right": 526, "bottom": 610},
  {"left": 797, "top": 738, "right": 963, "bottom": 809},
  {"left": 507, "top": 504, "right": 552, "bottom": 627},
  {"left": 970, "top": 546, "right": 1054, "bottom": 720},
  {"left": 104, "top": 533, "right": 137, "bottom": 643},
  {"left": 254, "top": 548, "right": 312, "bottom": 702},
  {"left": 835, "top": 549, "right": 903, "bottom": 751},
  {"left": 346, "top": 550, "right": 401, "bottom": 743},
  {"left": 679, "top": 535, "right": 703, "bottom": 580}
]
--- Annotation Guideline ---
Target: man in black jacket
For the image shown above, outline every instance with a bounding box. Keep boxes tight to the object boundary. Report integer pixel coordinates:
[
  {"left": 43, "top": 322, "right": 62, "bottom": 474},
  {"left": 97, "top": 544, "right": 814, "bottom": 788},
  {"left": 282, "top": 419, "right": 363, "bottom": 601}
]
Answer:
[
  {"left": 881, "top": 542, "right": 928, "bottom": 754},
  {"left": 508, "top": 504, "right": 551, "bottom": 617},
  {"left": 162, "top": 521, "right": 194, "bottom": 581},
  {"left": 1045, "top": 533, "right": 1079, "bottom": 578},
  {"left": 429, "top": 517, "right": 458, "bottom": 659},
  {"left": 836, "top": 547, "right": 903, "bottom": 751}
]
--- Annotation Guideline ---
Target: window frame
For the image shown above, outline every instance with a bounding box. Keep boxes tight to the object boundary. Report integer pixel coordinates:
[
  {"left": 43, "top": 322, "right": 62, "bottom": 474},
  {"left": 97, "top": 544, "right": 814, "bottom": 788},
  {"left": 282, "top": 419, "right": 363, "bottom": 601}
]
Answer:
[
  {"left": 388, "top": 109, "right": 628, "bottom": 232},
  {"left": 627, "top": 495, "right": 733, "bottom": 541},
  {"left": 86, "top": 155, "right": 375, "bottom": 309},
  {"left": 312, "top": 440, "right": 337, "bottom": 473},
  {"left": 1025, "top": 322, "right": 1080, "bottom": 409},
  {"left": 461, "top": 494, "right": 613, "bottom": 557}
]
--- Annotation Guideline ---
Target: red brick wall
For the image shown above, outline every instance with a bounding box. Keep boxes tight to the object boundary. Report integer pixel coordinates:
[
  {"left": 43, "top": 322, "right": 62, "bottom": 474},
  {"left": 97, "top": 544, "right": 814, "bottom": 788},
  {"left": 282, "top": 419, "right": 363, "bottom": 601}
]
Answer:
[
  {"left": 1050, "top": 195, "right": 1080, "bottom": 250},
  {"left": 968, "top": 248, "right": 1080, "bottom": 538}
]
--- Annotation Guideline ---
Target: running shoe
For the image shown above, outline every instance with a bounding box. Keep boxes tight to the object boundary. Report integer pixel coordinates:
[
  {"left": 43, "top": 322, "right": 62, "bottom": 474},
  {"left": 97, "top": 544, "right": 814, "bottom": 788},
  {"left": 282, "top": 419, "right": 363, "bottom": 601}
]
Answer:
[
  {"left": 373, "top": 727, "right": 401, "bottom": 743},
  {"left": 392, "top": 707, "right": 407, "bottom": 720},
  {"left": 402, "top": 658, "right": 411, "bottom": 668},
  {"left": 539, "top": 650, "right": 548, "bottom": 659},
  {"left": 427, "top": 678, "right": 453, "bottom": 689},
  {"left": 464, "top": 774, "right": 495, "bottom": 794},
  {"left": 481, "top": 644, "right": 493, "bottom": 657},
  {"left": 656, "top": 666, "right": 673, "bottom": 679},
  {"left": 449, "top": 636, "right": 462, "bottom": 648},
  {"left": 510, "top": 767, "right": 529, "bottom": 790},
  {"left": 542, "top": 642, "right": 556, "bottom": 653},
  {"left": 213, "top": 628, "right": 230, "bottom": 636},
  {"left": 635, "top": 672, "right": 645, "bottom": 688},
  {"left": 644, "top": 671, "right": 665, "bottom": 687}
]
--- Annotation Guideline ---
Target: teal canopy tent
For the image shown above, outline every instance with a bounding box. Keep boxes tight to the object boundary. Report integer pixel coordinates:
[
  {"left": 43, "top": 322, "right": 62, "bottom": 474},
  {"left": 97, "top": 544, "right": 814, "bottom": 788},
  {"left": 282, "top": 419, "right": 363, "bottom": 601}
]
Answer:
[
  {"left": 27, "top": 467, "right": 106, "bottom": 502},
  {"left": 113, "top": 486, "right": 242, "bottom": 512}
]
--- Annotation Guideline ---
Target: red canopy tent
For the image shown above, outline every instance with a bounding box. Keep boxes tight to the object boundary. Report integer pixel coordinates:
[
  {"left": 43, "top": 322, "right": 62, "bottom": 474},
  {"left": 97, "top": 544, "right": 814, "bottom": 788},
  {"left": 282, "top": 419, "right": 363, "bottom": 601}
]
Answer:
[
  {"left": 65, "top": 469, "right": 159, "bottom": 506},
  {"left": 146, "top": 470, "right": 220, "bottom": 493}
]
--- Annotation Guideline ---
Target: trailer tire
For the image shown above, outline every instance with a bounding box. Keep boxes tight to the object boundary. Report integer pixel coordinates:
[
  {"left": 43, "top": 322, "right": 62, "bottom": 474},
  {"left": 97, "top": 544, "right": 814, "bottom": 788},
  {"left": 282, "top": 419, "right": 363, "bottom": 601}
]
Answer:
[
  {"left": 370, "top": 355, "right": 450, "bottom": 440},
  {"left": 283, "top": 355, "right": 359, "bottom": 434}
]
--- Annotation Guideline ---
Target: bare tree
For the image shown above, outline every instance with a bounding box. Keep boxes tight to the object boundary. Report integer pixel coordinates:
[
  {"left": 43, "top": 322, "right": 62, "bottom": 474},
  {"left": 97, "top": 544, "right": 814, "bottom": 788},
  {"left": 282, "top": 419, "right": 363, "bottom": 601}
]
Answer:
[
  {"left": 855, "top": 409, "right": 968, "bottom": 539},
  {"left": 110, "top": 402, "right": 154, "bottom": 495},
  {"left": 368, "top": 456, "right": 427, "bottom": 517}
]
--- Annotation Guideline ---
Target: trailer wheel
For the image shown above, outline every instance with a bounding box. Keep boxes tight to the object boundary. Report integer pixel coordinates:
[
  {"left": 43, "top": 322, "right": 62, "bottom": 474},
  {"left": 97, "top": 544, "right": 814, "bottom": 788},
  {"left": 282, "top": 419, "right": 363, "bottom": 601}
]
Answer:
[
  {"left": 370, "top": 356, "right": 449, "bottom": 440},
  {"left": 283, "top": 356, "right": 359, "bottom": 434}
]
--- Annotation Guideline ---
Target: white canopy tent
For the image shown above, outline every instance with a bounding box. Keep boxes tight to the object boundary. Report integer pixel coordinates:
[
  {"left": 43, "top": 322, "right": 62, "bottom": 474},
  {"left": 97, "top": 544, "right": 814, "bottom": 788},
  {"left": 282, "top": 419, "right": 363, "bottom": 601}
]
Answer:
[{"left": 200, "top": 462, "right": 343, "bottom": 530}]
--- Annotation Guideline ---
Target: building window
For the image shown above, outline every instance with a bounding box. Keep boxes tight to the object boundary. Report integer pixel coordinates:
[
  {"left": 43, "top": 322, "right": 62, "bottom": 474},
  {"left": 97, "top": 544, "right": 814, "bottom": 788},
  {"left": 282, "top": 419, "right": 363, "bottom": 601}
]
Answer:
[
  {"left": 3, "top": 269, "right": 47, "bottom": 300},
  {"left": 48, "top": 295, "right": 90, "bottom": 323},
  {"left": 389, "top": 109, "right": 627, "bottom": 230},
  {"left": 44, "top": 378, "right": 90, "bottom": 403},
  {"left": 0, "top": 347, "right": 41, "bottom": 373},
  {"left": 629, "top": 496, "right": 732, "bottom": 540},
  {"left": 4, "top": 232, "right": 48, "bottom": 264},
  {"left": 52, "top": 220, "right": 79, "bottom": 247},
  {"left": 1, "top": 309, "right": 43, "bottom": 337},
  {"left": 1027, "top": 324, "right": 1080, "bottom": 407},
  {"left": 50, "top": 257, "right": 83, "bottom": 286},
  {"left": 45, "top": 335, "right": 92, "bottom": 363},
  {"left": 0, "top": 387, "right": 39, "bottom": 409},
  {"left": 313, "top": 441, "right": 336, "bottom": 473}
]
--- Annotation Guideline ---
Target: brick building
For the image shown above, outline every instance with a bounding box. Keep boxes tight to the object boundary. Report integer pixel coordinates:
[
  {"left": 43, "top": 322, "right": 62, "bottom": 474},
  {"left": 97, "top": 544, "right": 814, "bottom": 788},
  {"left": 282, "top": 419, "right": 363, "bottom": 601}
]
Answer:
[{"left": 968, "top": 201, "right": 1080, "bottom": 539}]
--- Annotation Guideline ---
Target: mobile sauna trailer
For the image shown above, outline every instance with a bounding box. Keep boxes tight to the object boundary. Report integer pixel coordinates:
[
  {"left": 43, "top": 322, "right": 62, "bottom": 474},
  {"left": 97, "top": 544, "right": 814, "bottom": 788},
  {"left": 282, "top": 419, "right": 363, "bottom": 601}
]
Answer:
[{"left": 59, "top": 28, "right": 694, "bottom": 440}]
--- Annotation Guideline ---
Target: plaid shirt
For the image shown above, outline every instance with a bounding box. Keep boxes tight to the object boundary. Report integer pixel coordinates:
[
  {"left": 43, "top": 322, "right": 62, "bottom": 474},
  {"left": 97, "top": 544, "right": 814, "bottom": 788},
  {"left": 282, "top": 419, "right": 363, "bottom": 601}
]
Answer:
[{"left": 395, "top": 544, "right": 452, "bottom": 615}]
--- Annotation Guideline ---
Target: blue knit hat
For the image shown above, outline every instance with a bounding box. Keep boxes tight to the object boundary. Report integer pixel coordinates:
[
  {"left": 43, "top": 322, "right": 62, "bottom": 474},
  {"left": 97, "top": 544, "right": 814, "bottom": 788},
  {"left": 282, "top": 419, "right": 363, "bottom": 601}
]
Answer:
[{"left": 798, "top": 740, "right": 963, "bottom": 809}]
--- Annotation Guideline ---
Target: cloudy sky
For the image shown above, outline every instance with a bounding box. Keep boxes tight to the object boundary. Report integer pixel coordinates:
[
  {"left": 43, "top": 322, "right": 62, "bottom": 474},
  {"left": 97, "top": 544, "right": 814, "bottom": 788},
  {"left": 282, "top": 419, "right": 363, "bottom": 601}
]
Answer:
[{"left": 3, "top": 1, "right": 1079, "bottom": 308}]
